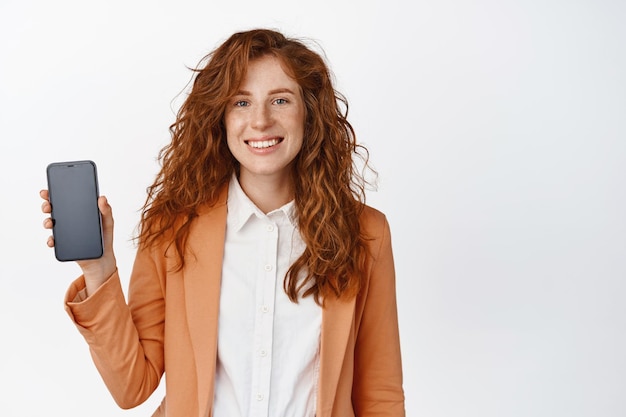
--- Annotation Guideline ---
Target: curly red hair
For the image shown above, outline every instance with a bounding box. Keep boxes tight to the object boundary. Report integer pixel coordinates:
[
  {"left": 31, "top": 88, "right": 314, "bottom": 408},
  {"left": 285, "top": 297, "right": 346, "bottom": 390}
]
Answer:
[{"left": 139, "top": 29, "right": 375, "bottom": 304}]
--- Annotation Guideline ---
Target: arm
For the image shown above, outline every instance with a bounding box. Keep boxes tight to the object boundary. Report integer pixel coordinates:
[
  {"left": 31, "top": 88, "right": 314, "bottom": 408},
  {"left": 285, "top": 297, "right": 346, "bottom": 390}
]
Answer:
[
  {"left": 352, "top": 213, "right": 406, "bottom": 416},
  {"left": 41, "top": 188, "right": 165, "bottom": 408},
  {"left": 40, "top": 183, "right": 167, "bottom": 408},
  {"left": 64, "top": 243, "right": 166, "bottom": 409}
]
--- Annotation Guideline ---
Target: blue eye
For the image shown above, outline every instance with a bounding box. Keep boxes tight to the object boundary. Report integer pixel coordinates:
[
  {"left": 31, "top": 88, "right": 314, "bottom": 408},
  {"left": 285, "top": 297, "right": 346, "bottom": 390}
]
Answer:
[
  {"left": 234, "top": 100, "right": 249, "bottom": 107},
  {"left": 274, "top": 98, "right": 288, "bottom": 105}
]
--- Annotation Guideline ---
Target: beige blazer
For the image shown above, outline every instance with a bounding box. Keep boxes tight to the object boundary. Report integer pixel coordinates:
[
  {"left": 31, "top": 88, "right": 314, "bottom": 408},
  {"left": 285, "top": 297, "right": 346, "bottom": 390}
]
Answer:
[{"left": 65, "top": 186, "right": 405, "bottom": 416}]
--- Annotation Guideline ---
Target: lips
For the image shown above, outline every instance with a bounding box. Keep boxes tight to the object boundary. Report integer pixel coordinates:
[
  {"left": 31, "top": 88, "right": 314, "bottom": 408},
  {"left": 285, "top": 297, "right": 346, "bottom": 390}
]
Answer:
[{"left": 245, "top": 137, "right": 283, "bottom": 149}]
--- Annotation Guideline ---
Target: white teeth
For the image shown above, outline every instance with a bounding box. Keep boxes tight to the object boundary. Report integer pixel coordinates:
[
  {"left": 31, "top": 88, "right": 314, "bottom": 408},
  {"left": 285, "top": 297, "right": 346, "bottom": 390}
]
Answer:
[{"left": 249, "top": 138, "right": 280, "bottom": 149}]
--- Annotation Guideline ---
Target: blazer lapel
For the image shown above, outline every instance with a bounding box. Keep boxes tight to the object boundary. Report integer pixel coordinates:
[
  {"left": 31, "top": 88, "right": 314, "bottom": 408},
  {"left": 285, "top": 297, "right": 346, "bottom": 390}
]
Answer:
[
  {"left": 318, "top": 295, "right": 356, "bottom": 416},
  {"left": 183, "top": 186, "right": 228, "bottom": 416}
]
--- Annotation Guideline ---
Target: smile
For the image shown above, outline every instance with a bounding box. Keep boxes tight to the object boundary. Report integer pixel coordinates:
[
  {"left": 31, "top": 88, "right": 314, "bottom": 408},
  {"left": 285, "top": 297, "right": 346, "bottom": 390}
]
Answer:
[{"left": 246, "top": 138, "right": 283, "bottom": 149}]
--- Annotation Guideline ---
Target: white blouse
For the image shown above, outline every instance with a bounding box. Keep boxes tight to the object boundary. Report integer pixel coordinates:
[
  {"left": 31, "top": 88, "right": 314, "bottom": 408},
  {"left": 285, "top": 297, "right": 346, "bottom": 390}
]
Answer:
[{"left": 213, "top": 175, "right": 322, "bottom": 417}]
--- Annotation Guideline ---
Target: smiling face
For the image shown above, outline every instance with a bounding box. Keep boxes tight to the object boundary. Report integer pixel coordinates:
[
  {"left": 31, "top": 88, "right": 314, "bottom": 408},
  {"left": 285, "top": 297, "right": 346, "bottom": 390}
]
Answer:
[{"left": 225, "top": 55, "right": 305, "bottom": 190}]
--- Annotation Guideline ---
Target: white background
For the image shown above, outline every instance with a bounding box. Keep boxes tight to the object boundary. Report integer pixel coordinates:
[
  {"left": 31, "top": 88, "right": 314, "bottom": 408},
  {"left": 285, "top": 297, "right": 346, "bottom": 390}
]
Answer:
[{"left": 1, "top": 0, "right": 625, "bottom": 416}]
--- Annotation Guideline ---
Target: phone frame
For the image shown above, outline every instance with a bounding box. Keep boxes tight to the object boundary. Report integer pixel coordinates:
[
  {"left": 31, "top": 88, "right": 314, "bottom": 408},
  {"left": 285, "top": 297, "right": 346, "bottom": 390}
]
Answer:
[{"left": 46, "top": 160, "right": 104, "bottom": 262}]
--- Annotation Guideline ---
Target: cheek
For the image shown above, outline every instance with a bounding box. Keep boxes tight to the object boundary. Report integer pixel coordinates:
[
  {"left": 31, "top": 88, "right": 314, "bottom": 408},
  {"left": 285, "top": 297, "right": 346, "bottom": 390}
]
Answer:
[
  {"left": 291, "top": 106, "right": 306, "bottom": 137},
  {"left": 224, "top": 113, "right": 237, "bottom": 137},
  {"left": 224, "top": 117, "right": 238, "bottom": 151},
  {"left": 224, "top": 108, "right": 249, "bottom": 130},
  {"left": 225, "top": 132, "right": 242, "bottom": 158}
]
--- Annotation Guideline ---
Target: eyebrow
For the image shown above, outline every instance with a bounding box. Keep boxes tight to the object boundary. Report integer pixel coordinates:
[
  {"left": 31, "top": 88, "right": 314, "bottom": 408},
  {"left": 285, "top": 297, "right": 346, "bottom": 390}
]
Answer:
[{"left": 234, "top": 88, "right": 297, "bottom": 96}]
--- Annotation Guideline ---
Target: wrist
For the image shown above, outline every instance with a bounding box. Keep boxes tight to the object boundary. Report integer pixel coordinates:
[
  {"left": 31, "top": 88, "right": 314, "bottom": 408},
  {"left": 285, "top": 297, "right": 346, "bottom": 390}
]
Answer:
[{"left": 80, "top": 258, "right": 117, "bottom": 297}]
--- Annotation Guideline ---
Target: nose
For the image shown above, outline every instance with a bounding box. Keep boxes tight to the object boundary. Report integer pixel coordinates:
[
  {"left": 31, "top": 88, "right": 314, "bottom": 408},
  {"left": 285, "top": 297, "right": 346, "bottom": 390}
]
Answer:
[{"left": 251, "top": 103, "right": 273, "bottom": 130}]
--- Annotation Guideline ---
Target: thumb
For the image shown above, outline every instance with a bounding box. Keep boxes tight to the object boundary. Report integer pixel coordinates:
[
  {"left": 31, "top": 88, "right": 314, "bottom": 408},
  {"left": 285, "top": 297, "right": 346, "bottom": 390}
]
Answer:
[{"left": 98, "top": 196, "right": 115, "bottom": 249}]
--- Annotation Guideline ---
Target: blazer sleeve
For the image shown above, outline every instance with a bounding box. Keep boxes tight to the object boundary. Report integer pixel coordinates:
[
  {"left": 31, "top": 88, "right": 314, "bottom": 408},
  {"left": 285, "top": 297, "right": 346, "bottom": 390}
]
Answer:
[
  {"left": 352, "top": 212, "right": 406, "bottom": 416},
  {"left": 64, "top": 244, "right": 165, "bottom": 409}
]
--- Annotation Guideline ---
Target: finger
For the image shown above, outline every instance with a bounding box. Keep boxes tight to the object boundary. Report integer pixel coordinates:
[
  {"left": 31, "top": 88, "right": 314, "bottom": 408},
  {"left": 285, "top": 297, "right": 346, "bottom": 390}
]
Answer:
[
  {"left": 43, "top": 217, "right": 53, "bottom": 230},
  {"left": 98, "top": 196, "right": 111, "bottom": 216},
  {"left": 40, "top": 189, "right": 49, "bottom": 200},
  {"left": 41, "top": 200, "right": 51, "bottom": 214},
  {"left": 47, "top": 235, "right": 55, "bottom": 248}
]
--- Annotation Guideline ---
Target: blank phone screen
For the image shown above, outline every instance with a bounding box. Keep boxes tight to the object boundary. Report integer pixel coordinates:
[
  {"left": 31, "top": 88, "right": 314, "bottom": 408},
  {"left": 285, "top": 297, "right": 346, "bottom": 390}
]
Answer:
[{"left": 46, "top": 160, "right": 103, "bottom": 261}]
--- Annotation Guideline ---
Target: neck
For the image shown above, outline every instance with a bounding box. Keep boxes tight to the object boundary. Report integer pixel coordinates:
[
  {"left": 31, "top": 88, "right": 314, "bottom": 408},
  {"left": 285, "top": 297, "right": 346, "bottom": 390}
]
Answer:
[{"left": 238, "top": 172, "right": 295, "bottom": 214}]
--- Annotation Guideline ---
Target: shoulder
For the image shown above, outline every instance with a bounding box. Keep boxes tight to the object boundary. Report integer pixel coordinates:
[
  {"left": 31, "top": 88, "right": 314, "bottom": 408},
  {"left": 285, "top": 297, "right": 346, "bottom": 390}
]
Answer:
[
  {"left": 359, "top": 204, "right": 390, "bottom": 240},
  {"left": 195, "top": 183, "right": 229, "bottom": 217},
  {"left": 139, "top": 184, "right": 229, "bottom": 252}
]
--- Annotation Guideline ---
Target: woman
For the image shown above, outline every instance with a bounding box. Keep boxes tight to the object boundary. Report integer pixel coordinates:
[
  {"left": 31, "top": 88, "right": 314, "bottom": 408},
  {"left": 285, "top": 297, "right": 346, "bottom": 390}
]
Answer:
[{"left": 41, "top": 28, "right": 405, "bottom": 417}]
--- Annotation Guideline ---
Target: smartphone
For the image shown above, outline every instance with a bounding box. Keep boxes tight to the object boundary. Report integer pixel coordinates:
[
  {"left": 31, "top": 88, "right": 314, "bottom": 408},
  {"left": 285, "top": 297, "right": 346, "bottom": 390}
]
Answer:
[{"left": 46, "top": 160, "right": 104, "bottom": 262}]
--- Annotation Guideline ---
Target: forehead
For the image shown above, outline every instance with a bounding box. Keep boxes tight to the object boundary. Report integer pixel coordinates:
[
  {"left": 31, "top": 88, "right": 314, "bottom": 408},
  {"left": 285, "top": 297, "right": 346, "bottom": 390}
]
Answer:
[{"left": 239, "top": 55, "right": 299, "bottom": 89}]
